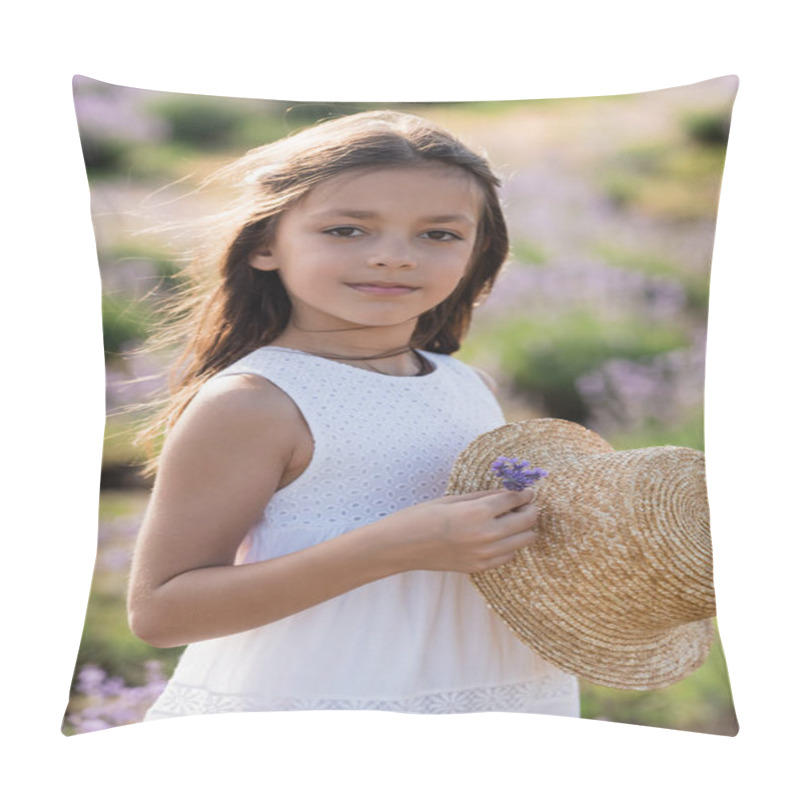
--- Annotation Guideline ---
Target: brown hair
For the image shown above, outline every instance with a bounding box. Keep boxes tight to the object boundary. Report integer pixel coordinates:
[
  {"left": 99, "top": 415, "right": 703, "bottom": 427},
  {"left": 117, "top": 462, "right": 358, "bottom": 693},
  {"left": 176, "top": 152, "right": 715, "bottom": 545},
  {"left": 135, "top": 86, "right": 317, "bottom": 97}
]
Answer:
[{"left": 138, "top": 110, "right": 509, "bottom": 473}]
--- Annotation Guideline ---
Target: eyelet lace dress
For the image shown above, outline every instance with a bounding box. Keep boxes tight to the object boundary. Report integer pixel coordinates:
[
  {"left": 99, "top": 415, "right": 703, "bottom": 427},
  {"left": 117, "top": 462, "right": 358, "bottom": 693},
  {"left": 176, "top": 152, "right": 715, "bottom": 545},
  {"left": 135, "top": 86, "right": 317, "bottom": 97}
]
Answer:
[{"left": 145, "top": 347, "right": 580, "bottom": 719}]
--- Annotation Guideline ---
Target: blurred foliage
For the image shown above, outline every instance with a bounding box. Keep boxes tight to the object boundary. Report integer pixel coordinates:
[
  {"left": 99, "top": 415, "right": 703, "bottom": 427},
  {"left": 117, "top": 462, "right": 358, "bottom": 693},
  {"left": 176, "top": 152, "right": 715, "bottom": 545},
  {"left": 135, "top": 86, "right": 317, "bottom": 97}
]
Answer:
[
  {"left": 107, "top": 239, "right": 177, "bottom": 271},
  {"left": 103, "top": 244, "right": 186, "bottom": 297},
  {"left": 69, "top": 492, "right": 183, "bottom": 692},
  {"left": 511, "top": 239, "right": 549, "bottom": 265},
  {"left": 102, "top": 294, "right": 153, "bottom": 362},
  {"left": 142, "top": 96, "right": 437, "bottom": 157},
  {"left": 102, "top": 412, "right": 148, "bottom": 468},
  {"left": 590, "top": 242, "right": 710, "bottom": 316},
  {"left": 147, "top": 95, "right": 282, "bottom": 151},
  {"left": 120, "top": 140, "right": 221, "bottom": 181},
  {"left": 597, "top": 139, "right": 728, "bottom": 219},
  {"left": 79, "top": 135, "right": 129, "bottom": 174},
  {"left": 433, "top": 98, "right": 560, "bottom": 114},
  {"left": 465, "top": 313, "right": 689, "bottom": 424},
  {"left": 603, "top": 410, "right": 705, "bottom": 452},
  {"left": 683, "top": 109, "right": 732, "bottom": 146}
]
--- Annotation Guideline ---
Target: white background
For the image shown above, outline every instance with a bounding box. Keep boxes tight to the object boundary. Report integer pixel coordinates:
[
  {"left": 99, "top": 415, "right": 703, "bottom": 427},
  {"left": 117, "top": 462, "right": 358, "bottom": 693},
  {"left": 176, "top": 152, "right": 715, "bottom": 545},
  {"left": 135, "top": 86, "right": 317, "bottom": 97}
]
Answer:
[{"left": 3, "top": 1, "right": 796, "bottom": 797}]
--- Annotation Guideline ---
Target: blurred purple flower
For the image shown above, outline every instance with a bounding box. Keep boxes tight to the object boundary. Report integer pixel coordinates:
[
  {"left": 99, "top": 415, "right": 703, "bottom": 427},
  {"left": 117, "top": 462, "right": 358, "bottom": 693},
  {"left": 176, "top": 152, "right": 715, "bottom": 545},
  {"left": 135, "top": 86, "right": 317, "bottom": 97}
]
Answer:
[
  {"left": 75, "top": 664, "right": 107, "bottom": 695},
  {"left": 66, "top": 661, "right": 167, "bottom": 734},
  {"left": 576, "top": 332, "right": 706, "bottom": 434},
  {"left": 73, "top": 78, "right": 168, "bottom": 144},
  {"left": 480, "top": 258, "right": 686, "bottom": 323},
  {"left": 490, "top": 457, "right": 548, "bottom": 491}
]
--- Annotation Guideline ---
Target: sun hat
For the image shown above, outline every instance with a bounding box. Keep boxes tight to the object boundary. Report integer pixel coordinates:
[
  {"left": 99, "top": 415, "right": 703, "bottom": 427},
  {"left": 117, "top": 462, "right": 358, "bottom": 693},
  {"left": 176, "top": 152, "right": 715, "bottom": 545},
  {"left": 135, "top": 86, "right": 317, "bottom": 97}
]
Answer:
[{"left": 446, "top": 418, "right": 716, "bottom": 690}]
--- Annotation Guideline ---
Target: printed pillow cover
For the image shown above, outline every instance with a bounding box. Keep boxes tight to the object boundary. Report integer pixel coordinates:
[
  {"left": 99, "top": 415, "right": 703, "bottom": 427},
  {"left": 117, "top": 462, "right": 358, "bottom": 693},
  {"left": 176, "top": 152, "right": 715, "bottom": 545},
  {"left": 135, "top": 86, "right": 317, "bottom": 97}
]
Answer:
[{"left": 65, "top": 74, "right": 739, "bottom": 736}]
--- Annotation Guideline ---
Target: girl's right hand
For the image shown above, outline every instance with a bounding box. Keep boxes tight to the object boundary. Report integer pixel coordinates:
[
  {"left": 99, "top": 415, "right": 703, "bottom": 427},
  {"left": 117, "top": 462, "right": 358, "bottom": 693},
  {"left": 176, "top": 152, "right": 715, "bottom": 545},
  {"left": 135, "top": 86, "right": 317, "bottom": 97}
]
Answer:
[{"left": 378, "top": 489, "right": 540, "bottom": 574}]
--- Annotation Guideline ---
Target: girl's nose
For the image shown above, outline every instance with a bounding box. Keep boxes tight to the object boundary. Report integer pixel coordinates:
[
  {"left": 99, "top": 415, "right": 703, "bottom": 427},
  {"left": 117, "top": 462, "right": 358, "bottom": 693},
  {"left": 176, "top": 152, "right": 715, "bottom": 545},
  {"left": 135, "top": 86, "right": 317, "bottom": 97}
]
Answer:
[{"left": 368, "top": 238, "right": 416, "bottom": 269}]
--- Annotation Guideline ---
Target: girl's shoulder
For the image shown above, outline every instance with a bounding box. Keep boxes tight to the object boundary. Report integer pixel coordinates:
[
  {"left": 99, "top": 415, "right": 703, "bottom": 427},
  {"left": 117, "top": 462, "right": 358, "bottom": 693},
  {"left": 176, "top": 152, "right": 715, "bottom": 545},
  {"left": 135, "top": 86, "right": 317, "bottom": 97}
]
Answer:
[
  {"left": 162, "top": 372, "right": 309, "bottom": 482},
  {"left": 194, "top": 370, "right": 301, "bottom": 427},
  {"left": 167, "top": 371, "right": 305, "bottom": 459}
]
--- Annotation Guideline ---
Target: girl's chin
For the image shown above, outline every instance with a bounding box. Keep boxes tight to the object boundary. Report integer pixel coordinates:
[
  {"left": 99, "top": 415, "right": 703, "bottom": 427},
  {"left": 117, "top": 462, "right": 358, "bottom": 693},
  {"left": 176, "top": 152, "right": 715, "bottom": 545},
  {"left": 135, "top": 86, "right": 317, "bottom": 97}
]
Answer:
[{"left": 287, "top": 312, "right": 420, "bottom": 336}]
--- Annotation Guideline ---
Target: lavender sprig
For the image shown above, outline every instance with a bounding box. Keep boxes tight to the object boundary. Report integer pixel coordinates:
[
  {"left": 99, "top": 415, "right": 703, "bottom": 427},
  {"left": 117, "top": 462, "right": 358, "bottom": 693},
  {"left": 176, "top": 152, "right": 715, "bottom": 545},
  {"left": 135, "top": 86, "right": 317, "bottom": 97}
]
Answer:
[{"left": 490, "top": 457, "right": 548, "bottom": 491}]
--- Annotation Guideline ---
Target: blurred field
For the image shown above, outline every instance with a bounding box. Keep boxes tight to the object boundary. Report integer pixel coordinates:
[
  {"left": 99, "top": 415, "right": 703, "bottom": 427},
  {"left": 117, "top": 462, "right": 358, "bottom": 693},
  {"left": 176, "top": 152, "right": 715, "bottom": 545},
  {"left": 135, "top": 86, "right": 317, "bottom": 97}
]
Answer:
[{"left": 64, "top": 76, "right": 738, "bottom": 735}]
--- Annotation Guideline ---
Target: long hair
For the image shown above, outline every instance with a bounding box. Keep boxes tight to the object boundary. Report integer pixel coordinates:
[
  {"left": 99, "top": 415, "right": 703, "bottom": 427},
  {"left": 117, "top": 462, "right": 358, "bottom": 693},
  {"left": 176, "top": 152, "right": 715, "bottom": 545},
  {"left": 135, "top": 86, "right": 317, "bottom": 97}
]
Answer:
[{"left": 137, "top": 110, "right": 510, "bottom": 473}]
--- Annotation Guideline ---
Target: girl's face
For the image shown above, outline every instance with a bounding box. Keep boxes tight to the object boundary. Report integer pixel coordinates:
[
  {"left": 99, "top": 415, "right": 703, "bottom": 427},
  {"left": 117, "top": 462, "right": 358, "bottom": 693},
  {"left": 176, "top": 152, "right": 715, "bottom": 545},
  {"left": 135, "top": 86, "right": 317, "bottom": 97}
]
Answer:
[{"left": 248, "top": 165, "right": 483, "bottom": 343}]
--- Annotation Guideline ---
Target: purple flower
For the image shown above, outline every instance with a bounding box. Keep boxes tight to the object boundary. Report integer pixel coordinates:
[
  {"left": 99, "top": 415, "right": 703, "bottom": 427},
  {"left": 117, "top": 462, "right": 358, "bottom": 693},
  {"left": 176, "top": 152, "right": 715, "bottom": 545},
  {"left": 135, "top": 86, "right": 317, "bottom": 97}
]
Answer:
[
  {"left": 66, "top": 661, "right": 169, "bottom": 734},
  {"left": 490, "top": 457, "right": 548, "bottom": 491}
]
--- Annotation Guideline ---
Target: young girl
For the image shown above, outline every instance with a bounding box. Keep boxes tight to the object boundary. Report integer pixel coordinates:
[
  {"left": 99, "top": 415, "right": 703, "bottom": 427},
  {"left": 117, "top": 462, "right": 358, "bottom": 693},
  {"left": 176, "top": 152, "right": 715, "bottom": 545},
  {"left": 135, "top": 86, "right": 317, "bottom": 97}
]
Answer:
[{"left": 130, "top": 110, "right": 580, "bottom": 719}]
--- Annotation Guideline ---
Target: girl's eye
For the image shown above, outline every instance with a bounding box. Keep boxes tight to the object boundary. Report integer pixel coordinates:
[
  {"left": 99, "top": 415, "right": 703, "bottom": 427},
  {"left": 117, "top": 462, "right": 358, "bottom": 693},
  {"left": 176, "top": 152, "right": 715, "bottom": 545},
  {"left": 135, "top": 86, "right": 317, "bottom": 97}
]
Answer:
[
  {"left": 324, "top": 226, "right": 363, "bottom": 238},
  {"left": 422, "top": 230, "right": 463, "bottom": 242}
]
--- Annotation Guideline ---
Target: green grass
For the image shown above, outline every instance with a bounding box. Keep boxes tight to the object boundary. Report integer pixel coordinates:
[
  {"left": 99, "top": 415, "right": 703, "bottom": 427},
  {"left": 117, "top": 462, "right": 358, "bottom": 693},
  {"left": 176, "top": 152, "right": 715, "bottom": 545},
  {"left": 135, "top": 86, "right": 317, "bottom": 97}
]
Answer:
[
  {"left": 102, "top": 411, "right": 149, "bottom": 468},
  {"left": 604, "top": 412, "right": 705, "bottom": 452},
  {"left": 595, "top": 138, "right": 729, "bottom": 220},
  {"left": 102, "top": 294, "right": 154, "bottom": 361},
  {"left": 511, "top": 239, "right": 549, "bottom": 265}
]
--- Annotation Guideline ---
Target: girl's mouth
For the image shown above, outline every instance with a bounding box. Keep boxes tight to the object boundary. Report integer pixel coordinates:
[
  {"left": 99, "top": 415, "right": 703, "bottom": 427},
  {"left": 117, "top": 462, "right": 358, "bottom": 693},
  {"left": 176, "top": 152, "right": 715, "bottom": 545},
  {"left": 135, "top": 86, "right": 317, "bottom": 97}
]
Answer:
[{"left": 345, "top": 282, "right": 419, "bottom": 296}]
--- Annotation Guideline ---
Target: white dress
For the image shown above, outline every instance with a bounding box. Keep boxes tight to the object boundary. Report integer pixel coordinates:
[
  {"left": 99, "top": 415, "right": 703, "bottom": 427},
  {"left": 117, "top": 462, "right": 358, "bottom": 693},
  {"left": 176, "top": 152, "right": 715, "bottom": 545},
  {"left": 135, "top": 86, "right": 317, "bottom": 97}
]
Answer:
[{"left": 145, "top": 347, "right": 580, "bottom": 719}]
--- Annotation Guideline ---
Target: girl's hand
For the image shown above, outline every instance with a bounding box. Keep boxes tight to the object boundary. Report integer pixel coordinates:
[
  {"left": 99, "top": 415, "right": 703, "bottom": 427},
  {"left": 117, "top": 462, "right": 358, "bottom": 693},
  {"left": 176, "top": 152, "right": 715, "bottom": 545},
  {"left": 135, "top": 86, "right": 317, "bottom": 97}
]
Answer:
[{"left": 377, "top": 489, "right": 539, "bottom": 574}]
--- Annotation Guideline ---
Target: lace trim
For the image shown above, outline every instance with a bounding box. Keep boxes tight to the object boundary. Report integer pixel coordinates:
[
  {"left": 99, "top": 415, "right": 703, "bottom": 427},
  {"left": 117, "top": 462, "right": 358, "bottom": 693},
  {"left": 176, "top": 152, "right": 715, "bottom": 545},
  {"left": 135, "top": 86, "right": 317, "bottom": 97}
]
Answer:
[{"left": 147, "top": 677, "right": 578, "bottom": 718}]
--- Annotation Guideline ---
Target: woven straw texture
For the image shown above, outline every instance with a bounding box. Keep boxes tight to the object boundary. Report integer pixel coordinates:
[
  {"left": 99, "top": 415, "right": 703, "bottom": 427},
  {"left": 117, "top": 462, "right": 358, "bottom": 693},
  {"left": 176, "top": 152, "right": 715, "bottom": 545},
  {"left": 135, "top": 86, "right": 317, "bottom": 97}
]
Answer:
[{"left": 446, "top": 418, "right": 716, "bottom": 690}]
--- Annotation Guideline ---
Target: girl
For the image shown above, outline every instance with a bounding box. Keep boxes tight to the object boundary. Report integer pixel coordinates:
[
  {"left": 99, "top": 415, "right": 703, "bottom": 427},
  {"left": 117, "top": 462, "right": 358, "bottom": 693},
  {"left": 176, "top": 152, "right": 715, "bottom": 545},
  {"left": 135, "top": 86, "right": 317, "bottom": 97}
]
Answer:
[{"left": 129, "top": 110, "right": 580, "bottom": 718}]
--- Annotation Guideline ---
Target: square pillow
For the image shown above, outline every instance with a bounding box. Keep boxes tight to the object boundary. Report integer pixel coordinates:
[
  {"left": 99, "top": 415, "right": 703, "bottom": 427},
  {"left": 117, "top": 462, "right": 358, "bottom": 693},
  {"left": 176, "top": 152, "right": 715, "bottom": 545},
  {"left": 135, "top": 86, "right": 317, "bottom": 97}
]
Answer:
[{"left": 65, "top": 75, "right": 738, "bottom": 735}]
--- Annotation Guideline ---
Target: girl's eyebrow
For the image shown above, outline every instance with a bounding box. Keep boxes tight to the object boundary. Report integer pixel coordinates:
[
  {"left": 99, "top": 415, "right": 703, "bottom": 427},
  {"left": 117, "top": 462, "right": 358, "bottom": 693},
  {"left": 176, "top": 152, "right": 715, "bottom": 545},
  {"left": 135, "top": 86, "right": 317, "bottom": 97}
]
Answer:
[
  {"left": 312, "top": 209, "right": 478, "bottom": 225},
  {"left": 422, "top": 214, "right": 478, "bottom": 225}
]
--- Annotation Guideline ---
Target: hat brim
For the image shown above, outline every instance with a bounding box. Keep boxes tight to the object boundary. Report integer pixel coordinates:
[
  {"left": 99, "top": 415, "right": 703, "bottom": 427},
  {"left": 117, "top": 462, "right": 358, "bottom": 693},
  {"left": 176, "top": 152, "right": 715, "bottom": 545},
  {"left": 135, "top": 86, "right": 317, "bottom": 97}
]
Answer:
[{"left": 447, "top": 419, "right": 716, "bottom": 691}]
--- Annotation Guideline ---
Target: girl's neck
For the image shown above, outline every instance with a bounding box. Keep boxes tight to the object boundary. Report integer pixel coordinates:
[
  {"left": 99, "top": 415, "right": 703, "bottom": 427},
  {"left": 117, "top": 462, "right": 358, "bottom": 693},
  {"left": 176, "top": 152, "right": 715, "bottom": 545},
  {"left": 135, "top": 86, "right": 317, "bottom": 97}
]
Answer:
[{"left": 270, "top": 322, "right": 422, "bottom": 377}]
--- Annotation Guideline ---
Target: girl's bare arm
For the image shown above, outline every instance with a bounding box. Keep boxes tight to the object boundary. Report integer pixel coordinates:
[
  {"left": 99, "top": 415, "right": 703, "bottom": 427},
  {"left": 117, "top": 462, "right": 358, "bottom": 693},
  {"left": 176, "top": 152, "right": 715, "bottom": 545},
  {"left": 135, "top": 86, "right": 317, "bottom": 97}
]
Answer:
[{"left": 127, "top": 375, "right": 538, "bottom": 648}]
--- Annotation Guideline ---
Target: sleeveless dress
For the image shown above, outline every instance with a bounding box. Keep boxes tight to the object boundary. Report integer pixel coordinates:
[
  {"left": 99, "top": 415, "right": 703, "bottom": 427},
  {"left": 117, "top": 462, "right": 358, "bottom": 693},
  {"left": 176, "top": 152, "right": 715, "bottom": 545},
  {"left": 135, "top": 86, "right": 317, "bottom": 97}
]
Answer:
[{"left": 145, "top": 347, "right": 580, "bottom": 719}]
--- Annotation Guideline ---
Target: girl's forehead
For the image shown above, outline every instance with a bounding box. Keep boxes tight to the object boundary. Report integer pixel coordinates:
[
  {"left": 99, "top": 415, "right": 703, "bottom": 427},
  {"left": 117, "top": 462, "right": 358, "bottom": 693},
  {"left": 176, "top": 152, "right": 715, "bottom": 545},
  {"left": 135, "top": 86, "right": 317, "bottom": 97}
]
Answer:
[{"left": 298, "top": 165, "right": 484, "bottom": 216}]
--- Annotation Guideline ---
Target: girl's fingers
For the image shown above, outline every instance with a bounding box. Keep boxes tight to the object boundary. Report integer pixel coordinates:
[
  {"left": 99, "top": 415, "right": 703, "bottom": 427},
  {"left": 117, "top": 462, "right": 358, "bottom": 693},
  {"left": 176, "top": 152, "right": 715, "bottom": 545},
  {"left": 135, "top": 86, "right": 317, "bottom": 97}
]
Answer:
[
  {"left": 441, "top": 489, "right": 508, "bottom": 503},
  {"left": 493, "top": 501, "right": 539, "bottom": 536},
  {"left": 440, "top": 489, "right": 535, "bottom": 509},
  {"left": 474, "top": 552, "right": 522, "bottom": 572},
  {"left": 485, "top": 488, "right": 536, "bottom": 516},
  {"left": 493, "top": 525, "right": 539, "bottom": 552},
  {"left": 475, "top": 528, "right": 539, "bottom": 571}
]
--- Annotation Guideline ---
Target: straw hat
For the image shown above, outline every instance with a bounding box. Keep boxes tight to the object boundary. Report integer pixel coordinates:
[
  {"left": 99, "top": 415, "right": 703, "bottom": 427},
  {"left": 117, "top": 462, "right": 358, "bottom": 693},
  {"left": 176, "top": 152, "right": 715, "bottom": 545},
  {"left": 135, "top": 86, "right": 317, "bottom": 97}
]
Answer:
[{"left": 447, "top": 418, "right": 716, "bottom": 690}]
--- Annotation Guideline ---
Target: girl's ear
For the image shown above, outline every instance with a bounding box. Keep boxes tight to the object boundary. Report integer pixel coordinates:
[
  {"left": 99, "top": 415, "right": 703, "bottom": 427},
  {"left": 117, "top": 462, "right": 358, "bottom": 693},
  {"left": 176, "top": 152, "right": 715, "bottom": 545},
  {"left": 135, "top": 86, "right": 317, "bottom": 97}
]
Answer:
[{"left": 248, "top": 246, "right": 278, "bottom": 272}]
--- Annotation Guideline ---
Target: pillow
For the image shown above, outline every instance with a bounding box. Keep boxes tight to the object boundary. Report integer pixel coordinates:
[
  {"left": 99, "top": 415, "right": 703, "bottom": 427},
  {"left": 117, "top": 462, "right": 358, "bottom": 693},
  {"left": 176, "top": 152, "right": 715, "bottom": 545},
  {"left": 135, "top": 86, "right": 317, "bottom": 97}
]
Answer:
[{"left": 64, "top": 74, "right": 738, "bottom": 735}]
